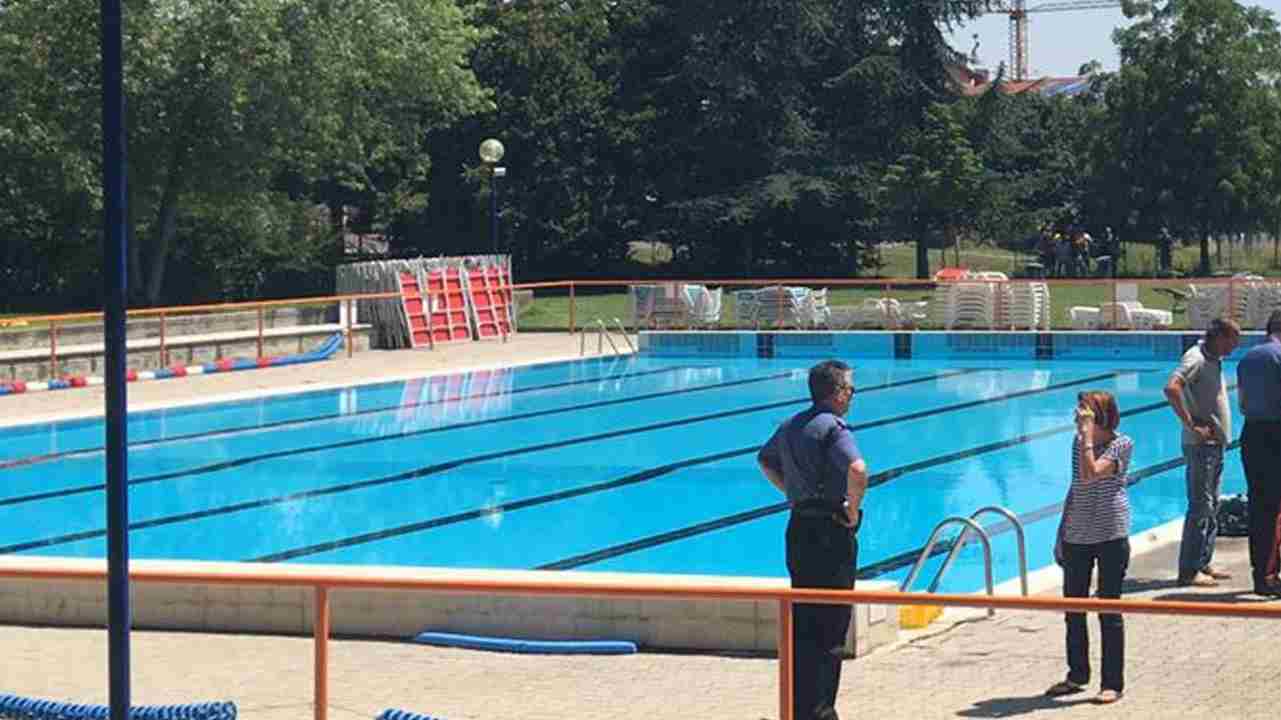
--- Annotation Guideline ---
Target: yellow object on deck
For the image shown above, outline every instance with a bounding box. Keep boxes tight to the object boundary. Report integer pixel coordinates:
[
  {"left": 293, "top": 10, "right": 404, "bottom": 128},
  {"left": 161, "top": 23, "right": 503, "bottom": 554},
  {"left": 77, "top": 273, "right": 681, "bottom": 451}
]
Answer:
[{"left": 899, "top": 604, "right": 943, "bottom": 629}]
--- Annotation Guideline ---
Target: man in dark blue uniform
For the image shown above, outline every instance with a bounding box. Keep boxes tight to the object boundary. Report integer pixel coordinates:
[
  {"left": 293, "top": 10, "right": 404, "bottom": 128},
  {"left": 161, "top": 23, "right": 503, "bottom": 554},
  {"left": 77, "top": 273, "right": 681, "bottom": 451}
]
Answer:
[
  {"left": 1238, "top": 310, "right": 1281, "bottom": 596},
  {"left": 758, "top": 360, "right": 869, "bottom": 720}
]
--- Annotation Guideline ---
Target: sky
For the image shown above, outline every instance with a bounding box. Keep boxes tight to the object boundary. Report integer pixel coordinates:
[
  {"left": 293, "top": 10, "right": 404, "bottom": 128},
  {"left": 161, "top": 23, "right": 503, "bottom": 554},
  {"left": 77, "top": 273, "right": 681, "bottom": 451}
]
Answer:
[{"left": 944, "top": 0, "right": 1281, "bottom": 78}]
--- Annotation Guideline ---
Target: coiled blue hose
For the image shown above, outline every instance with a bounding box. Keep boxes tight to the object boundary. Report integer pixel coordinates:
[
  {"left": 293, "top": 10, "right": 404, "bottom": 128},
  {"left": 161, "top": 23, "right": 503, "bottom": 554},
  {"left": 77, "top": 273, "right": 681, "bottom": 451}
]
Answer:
[{"left": 0, "top": 695, "right": 236, "bottom": 720}]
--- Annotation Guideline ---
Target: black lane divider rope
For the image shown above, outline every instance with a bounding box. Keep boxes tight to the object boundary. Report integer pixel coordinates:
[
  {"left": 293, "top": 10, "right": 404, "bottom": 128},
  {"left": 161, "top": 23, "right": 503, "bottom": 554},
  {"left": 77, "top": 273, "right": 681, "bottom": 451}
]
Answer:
[
  {"left": 0, "top": 370, "right": 975, "bottom": 555},
  {"left": 251, "top": 370, "right": 1130, "bottom": 563},
  {"left": 537, "top": 390, "right": 1170, "bottom": 571},
  {"left": 0, "top": 365, "right": 839, "bottom": 508},
  {"left": 0, "top": 364, "right": 703, "bottom": 471},
  {"left": 855, "top": 440, "right": 1243, "bottom": 581}
]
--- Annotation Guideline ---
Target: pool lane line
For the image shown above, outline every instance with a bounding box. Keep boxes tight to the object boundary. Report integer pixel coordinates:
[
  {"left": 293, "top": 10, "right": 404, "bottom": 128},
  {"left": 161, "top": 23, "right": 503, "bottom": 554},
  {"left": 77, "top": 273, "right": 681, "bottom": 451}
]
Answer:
[
  {"left": 0, "top": 365, "right": 818, "bottom": 505},
  {"left": 536, "top": 391, "right": 1174, "bottom": 571},
  {"left": 0, "top": 364, "right": 705, "bottom": 471},
  {"left": 246, "top": 369, "right": 1131, "bottom": 563},
  {"left": 0, "top": 370, "right": 981, "bottom": 555},
  {"left": 855, "top": 440, "right": 1242, "bottom": 581},
  {"left": 0, "top": 367, "right": 984, "bottom": 510}
]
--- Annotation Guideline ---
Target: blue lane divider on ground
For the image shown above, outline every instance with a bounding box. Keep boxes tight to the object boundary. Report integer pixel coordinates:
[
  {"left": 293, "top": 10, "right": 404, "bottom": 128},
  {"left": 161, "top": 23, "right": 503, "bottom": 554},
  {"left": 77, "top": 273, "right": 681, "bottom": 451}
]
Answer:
[
  {"left": 0, "top": 695, "right": 236, "bottom": 720},
  {"left": 413, "top": 631, "right": 638, "bottom": 655},
  {"left": 376, "top": 710, "right": 446, "bottom": 720}
]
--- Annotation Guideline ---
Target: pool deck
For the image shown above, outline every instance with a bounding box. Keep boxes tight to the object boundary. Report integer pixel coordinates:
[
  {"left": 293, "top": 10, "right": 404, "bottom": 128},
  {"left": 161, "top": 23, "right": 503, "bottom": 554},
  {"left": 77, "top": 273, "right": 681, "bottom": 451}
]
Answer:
[{"left": 3, "top": 333, "right": 1277, "bottom": 718}]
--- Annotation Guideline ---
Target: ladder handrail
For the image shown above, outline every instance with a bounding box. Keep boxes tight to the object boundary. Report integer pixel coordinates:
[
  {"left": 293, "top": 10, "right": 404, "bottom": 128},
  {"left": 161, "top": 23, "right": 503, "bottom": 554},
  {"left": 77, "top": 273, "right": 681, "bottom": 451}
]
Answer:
[
  {"left": 595, "top": 318, "right": 621, "bottom": 355},
  {"left": 612, "top": 318, "right": 636, "bottom": 353},
  {"left": 927, "top": 506, "right": 1029, "bottom": 597},
  {"left": 580, "top": 317, "right": 634, "bottom": 356},
  {"left": 899, "top": 516, "right": 996, "bottom": 618}
]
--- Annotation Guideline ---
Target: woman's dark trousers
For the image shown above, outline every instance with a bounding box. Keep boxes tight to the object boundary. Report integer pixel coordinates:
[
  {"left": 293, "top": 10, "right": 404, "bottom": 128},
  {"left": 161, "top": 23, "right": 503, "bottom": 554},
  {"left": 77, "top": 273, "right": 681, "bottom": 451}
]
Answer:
[{"left": 1061, "top": 538, "right": 1130, "bottom": 692}]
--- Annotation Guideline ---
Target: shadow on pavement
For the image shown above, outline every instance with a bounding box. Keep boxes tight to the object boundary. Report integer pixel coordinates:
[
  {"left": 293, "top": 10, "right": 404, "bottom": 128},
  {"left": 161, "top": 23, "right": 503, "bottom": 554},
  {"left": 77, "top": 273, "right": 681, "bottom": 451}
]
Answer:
[
  {"left": 1121, "top": 577, "right": 1181, "bottom": 594},
  {"left": 1152, "top": 589, "right": 1281, "bottom": 604},
  {"left": 956, "top": 692, "right": 1093, "bottom": 717}
]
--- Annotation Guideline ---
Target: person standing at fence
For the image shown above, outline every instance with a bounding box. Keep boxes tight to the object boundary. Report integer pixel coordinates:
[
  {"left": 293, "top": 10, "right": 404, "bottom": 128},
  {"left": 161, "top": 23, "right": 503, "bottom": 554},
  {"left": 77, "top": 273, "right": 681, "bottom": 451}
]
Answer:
[
  {"left": 1237, "top": 310, "right": 1281, "bottom": 597},
  {"left": 758, "top": 360, "right": 868, "bottom": 720},
  {"left": 1047, "top": 391, "right": 1133, "bottom": 705},
  {"left": 1165, "top": 318, "right": 1240, "bottom": 587}
]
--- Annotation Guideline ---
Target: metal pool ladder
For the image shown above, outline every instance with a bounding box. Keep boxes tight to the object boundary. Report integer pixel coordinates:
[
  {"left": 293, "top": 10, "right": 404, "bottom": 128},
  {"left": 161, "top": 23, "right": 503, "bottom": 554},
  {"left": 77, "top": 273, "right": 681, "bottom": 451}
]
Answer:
[
  {"left": 899, "top": 505, "right": 1029, "bottom": 618},
  {"left": 580, "top": 318, "right": 635, "bottom": 356}
]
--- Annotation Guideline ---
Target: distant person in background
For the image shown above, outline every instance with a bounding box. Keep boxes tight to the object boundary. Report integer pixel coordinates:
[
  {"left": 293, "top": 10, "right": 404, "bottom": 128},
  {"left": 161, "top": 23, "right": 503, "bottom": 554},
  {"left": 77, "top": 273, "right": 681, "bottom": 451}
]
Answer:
[
  {"left": 1038, "top": 225, "right": 1057, "bottom": 276},
  {"left": 1054, "top": 230, "right": 1074, "bottom": 278},
  {"left": 1048, "top": 391, "right": 1133, "bottom": 705},
  {"left": 1236, "top": 311, "right": 1281, "bottom": 597},
  {"left": 1165, "top": 318, "right": 1240, "bottom": 587},
  {"left": 1158, "top": 227, "right": 1174, "bottom": 274},
  {"left": 758, "top": 360, "right": 868, "bottom": 720}
]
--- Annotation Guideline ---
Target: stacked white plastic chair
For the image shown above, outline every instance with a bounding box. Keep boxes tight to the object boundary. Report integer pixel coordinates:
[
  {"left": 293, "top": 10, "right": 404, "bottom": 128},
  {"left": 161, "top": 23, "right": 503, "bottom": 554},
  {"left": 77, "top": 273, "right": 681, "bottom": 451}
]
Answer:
[
  {"left": 840, "top": 298, "right": 901, "bottom": 329},
  {"left": 1186, "top": 282, "right": 1251, "bottom": 330},
  {"left": 686, "top": 286, "right": 724, "bottom": 327},
  {"left": 1245, "top": 281, "right": 1281, "bottom": 329},
  {"left": 803, "top": 288, "right": 832, "bottom": 328},
  {"left": 1186, "top": 284, "right": 1223, "bottom": 330},
  {"left": 754, "top": 286, "right": 810, "bottom": 328},
  {"left": 929, "top": 272, "right": 1003, "bottom": 330},
  {"left": 733, "top": 289, "right": 760, "bottom": 326},
  {"left": 628, "top": 283, "right": 692, "bottom": 328},
  {"left": 1003, "top": 282, "right": 1051, "bottom": 330}
]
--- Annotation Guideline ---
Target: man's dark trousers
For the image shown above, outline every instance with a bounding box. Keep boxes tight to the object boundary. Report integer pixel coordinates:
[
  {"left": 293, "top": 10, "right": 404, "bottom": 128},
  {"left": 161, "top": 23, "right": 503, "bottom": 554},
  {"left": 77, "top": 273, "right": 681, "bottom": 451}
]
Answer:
[
  {"left": 1241, "top": 421, "right": 1281, "bottom": 586},
  {"left": 786, "top": 513, "right": 857, "bottom": 720}
]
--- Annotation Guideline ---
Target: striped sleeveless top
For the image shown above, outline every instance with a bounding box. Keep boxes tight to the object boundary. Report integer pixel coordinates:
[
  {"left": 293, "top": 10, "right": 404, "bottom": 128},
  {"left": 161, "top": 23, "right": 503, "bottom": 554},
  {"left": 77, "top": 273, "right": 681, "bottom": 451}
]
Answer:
[{"left": 1062, "top": 433, "right": 1133, "bottom": 545}]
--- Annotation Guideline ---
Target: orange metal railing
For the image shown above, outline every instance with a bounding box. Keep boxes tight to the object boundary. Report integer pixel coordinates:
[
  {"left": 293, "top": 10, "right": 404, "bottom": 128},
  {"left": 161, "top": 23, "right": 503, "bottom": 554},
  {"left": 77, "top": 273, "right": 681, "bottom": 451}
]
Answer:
[
  {"left": 2, "top": 559, "right": 1280, "bottom": 720},
  {"left": 1, "top": 276, "right": 1267, "bottom": 376}
]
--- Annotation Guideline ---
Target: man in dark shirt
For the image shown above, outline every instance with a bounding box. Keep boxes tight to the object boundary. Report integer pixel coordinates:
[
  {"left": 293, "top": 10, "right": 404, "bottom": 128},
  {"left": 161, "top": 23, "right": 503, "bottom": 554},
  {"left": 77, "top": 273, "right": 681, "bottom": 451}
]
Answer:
[
  {"left": 758, "top": 360, "right": 869, "bottom": 720},
  {"left": 1237, "top": 310, "right": 1281, "bottom": 596}
]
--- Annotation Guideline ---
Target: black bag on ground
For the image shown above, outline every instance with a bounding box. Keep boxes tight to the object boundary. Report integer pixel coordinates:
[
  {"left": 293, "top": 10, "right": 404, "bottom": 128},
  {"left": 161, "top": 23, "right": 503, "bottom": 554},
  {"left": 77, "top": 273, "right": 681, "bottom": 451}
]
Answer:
[{"left": 1218, "top": 494, "right": 1249, "bottom": 537}]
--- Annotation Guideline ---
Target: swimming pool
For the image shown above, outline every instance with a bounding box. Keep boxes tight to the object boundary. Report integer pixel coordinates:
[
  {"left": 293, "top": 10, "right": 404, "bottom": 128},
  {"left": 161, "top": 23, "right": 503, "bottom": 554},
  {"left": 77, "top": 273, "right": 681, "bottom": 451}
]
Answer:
[{"left": 0, "top": 352, "right": 1245, "bottom": 593}]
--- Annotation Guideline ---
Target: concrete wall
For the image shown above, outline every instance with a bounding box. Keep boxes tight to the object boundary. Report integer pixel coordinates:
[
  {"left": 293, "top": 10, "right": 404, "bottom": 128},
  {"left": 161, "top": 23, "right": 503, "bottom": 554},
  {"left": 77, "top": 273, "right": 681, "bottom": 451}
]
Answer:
[{"left": 0, "top": 572, "right": 898, "bottom": 656}]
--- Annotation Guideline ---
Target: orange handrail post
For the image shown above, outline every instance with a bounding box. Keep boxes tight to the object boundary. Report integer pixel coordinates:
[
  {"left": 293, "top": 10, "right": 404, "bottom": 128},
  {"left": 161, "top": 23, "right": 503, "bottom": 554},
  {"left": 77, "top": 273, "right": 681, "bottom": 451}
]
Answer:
[
  {"left": 569, "top": 282, "right": 577, "bottom": 335},
  {"left": 314, "top": 586, "right": 330, "bottom": 720},
  {"left": 778, "top": 599, "right": 794, "bottom": 720},
  {"left": 49, "top": 320, "right": 59, "bottom": 379},
  {"left": 256, "top": 307, "right": 265, "bottom": 358},
  {"left": 343, "top": 300, "right": 353, "bottom": 359},
  {"left": 159, "top": 311, "right": 168, "bottom": 367}
]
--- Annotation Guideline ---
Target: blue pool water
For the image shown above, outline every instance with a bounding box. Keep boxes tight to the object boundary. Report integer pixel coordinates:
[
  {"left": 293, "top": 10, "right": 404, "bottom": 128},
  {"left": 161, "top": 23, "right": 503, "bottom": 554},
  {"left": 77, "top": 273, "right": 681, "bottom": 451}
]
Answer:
[{"left": 0, "top": 355, "right": 1244, "bottom": 593}]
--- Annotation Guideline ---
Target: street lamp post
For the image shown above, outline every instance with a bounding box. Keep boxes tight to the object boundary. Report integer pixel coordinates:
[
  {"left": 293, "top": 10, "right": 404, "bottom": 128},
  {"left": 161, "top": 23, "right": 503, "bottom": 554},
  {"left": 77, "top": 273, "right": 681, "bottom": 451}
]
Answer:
[{"left": 479, "top": 138, "right": 506, "bottom": 255}]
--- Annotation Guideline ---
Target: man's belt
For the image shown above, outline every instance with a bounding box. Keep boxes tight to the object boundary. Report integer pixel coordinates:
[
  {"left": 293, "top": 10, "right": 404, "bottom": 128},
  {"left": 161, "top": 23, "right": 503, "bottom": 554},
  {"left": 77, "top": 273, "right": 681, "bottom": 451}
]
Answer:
[{"left": 791, "top": 498, "right": 844, "bottom": 517}]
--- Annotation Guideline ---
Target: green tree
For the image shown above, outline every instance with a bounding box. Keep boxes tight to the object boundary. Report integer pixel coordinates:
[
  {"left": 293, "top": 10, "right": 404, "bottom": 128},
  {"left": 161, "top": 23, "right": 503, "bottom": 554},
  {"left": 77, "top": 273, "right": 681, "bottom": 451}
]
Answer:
[
  {"left": 0, "top": 0, "right": 490, "bottom": 305},
  {"left": 1103, "top": 0, "right": 1281, "bottom": 275},
  {"left": 878, "top": 103, "right": 984, "bottom": 278}
]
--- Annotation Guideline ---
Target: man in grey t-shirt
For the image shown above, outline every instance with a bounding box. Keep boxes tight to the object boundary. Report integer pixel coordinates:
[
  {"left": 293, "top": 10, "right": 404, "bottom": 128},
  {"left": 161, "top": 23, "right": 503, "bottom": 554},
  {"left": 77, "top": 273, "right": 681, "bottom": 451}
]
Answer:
[{"left": 1165, "top": 318, "right": 1240, "bottom": 586}]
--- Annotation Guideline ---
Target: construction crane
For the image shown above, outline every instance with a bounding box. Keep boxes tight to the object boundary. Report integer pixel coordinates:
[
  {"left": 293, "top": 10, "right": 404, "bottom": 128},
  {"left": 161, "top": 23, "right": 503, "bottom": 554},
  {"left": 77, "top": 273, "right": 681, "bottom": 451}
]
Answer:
[{"left": 984, "top": 1, "right": 1123, "bottom": 81}]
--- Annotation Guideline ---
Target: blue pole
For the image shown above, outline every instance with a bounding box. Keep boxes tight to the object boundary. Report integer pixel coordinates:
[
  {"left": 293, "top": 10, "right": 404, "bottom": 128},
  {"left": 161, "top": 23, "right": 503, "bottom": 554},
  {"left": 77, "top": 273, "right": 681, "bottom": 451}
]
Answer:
[{"left": 100, "top": 0, "right": 132, "bottom": 718}]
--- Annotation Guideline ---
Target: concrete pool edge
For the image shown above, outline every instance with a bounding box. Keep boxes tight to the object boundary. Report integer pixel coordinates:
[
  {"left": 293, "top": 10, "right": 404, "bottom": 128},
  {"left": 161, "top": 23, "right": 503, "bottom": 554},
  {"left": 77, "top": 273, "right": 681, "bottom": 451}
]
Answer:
[{"left": 0, "top": 557, "right": 899, "bottom": 656}]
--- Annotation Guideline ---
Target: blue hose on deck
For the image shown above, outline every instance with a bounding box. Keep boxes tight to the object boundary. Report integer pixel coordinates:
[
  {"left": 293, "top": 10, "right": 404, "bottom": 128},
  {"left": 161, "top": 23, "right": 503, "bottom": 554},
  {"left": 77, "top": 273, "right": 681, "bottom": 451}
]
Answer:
[
  {"left": 0, "top": 695, "right": 236, "bottom": 720},
  {"left": 413, "top": 630, "right": 638, "bottom": 655},
  {"left": 375, "top": 710, "right": 446, "bottom": 720}
]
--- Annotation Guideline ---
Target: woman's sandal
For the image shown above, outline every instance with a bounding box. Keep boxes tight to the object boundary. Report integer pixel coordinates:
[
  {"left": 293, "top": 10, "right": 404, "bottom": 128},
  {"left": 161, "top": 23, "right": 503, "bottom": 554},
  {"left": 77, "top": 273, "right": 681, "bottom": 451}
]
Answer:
[
  {"left": 1045, "top": 680, "right": 1085, "bottom": 697},
  {"left": 1094, "top": 689, "right": 1122, "bottom": 704}
]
